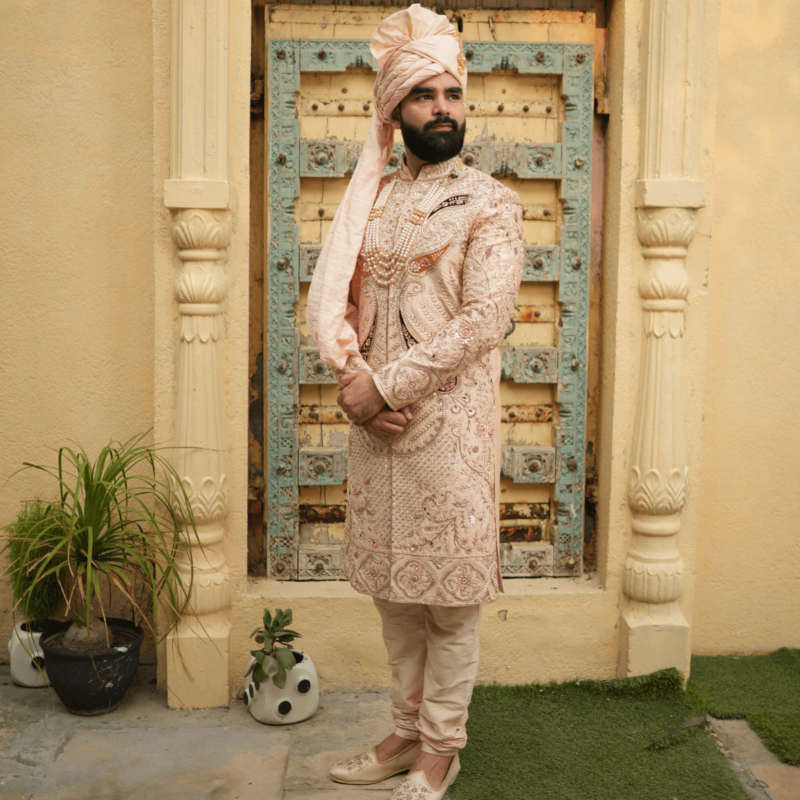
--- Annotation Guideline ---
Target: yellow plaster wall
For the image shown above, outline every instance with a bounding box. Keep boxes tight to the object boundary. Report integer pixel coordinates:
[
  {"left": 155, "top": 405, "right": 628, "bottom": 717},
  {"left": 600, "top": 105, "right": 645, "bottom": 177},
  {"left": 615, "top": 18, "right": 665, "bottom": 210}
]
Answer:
[
  {"left": 692, "top": 0, "right": 800, "bottom": 654},
  {"left": 0, "top": 1, "right": 156, "bottom": 651}
]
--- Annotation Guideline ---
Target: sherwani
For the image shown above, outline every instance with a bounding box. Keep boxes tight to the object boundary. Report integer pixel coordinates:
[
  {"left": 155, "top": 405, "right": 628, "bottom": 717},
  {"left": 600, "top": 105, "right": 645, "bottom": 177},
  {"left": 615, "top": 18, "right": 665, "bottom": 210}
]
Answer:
[{"left": 341, "top": 154, "right": 524, "bottom": 607}]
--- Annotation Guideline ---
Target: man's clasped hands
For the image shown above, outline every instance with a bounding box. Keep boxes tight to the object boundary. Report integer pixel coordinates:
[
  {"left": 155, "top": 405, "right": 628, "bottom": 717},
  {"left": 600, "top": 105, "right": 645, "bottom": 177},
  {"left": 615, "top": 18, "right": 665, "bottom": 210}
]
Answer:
[{"left": 337, "top": 372, "right": 413, "bottom": 439}]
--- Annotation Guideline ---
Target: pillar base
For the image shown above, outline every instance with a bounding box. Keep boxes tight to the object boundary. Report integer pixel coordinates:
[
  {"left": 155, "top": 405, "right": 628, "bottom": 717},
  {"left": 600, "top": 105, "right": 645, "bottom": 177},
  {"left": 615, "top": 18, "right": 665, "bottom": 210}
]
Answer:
[
  {"left": 618, "top": 601, "right": 690, "bottom": 678},
  {"left": 166, "top": 612, "right": 232, "bottom": 708}
]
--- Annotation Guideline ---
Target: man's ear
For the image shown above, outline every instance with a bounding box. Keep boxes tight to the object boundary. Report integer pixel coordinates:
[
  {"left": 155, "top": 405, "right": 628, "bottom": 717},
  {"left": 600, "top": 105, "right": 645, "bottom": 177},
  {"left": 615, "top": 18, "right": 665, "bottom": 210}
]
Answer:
[{"left": 390, "top": 104, "right": 402, "bottom": 131}]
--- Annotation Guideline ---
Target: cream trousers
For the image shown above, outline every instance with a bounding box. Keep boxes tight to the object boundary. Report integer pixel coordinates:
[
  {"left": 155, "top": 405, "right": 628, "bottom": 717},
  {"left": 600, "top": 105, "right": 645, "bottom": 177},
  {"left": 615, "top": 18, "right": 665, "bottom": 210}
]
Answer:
[{"left": 372, "top": 597, "right": 482, "bottom": 757}]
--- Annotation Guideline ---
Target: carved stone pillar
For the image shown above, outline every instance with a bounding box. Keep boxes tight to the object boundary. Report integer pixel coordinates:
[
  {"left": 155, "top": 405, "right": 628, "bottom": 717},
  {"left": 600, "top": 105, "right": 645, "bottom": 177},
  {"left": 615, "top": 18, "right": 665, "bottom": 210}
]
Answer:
[
  {"left": 619, "top": 0, "right": 707, "bottom": 677},
  {"left": 164, "top": 0, "right": 232, "bottom": 708}
]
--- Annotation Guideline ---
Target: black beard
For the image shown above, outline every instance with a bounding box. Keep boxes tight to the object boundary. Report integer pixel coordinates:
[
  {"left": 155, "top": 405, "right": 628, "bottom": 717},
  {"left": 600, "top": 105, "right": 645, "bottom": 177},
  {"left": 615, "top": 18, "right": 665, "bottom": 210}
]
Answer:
[{"left": 400, "top": 115, "right": 466, "bottom": 165}]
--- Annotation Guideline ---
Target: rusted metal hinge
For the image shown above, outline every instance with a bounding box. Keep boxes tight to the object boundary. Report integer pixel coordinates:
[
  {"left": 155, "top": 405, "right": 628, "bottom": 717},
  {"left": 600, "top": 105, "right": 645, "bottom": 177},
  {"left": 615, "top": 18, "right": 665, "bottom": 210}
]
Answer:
[
  {"left": 250, "top": 76, "right": 264, "bottom": 118},
  {"left": 594, "top": 29, "right": 609, "bottom": 115}
]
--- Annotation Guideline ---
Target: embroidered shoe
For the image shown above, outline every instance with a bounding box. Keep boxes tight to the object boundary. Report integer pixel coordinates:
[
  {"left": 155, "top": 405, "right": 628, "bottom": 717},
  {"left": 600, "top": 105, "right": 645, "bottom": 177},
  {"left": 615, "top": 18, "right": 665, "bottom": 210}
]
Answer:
[
  {"left": 390, "top": 752, "right": 461, "bottom": 799},
  {"left": 330, "top": 739, "right": 422, "bottom": 785}
]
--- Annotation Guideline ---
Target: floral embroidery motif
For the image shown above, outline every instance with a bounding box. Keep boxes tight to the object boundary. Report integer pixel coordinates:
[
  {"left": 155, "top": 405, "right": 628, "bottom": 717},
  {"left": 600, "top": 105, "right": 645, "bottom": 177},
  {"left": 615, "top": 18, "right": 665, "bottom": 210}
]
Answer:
[
  {"left": 391, "top": 768, "right": 455, "bottom": 800},
  {"left": 357, "top": 552, "right": 391, "bottom": 595},
  {"left": 332, "top": 750, "right": 376, "bottom": 774},
  {"left": 395, "top": 560, "right": 436, "bottom": 600},
  {"left": 442, "top": 562, "right": 487, "bottom": 600},
  {"left": 342, "top": 157, "right": 523, "bottom": 607}
]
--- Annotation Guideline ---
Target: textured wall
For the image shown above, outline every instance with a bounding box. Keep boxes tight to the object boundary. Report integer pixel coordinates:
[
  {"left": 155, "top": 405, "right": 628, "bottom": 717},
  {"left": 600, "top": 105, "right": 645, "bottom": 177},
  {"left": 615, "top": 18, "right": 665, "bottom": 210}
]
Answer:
[
  {"left": 693, "top": 0, "right": 800, "bottom": 653},
  {"left": 0, "top": 1, "right": 155, "bottom": 650}
]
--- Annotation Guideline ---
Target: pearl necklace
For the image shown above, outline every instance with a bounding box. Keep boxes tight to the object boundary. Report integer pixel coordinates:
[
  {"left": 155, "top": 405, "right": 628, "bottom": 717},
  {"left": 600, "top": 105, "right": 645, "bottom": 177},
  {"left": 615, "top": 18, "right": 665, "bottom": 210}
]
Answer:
[{"left": 361, "top": 163, "right": 461, "bottom": 287}]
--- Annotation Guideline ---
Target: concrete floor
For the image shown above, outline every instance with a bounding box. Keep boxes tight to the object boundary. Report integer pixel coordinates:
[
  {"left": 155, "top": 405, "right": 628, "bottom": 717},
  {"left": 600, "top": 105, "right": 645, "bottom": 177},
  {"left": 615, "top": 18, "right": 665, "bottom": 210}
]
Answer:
[
  {"left": 1, "top": 664, "right": 798, "bottom": 800},
  {"left": 707, "top": 718, "right": 800, "bottom": 800}
]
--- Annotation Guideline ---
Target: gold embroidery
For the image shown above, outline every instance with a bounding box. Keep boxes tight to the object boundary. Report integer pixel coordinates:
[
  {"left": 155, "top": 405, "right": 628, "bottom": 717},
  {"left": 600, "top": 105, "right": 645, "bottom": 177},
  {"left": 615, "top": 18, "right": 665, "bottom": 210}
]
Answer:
[
  {"left": 455, "top": 31, "right": 467, "bottom": 76},
  {"left": 408, "top": 243, "right": 450, "bottom": 275}
]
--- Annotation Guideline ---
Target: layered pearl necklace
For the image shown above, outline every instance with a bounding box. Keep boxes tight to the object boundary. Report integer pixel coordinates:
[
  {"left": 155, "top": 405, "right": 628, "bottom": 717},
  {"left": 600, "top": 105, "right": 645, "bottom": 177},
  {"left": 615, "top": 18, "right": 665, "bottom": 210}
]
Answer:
[{"left": 361, "top": 162, "right": 461, "bottom": 287}]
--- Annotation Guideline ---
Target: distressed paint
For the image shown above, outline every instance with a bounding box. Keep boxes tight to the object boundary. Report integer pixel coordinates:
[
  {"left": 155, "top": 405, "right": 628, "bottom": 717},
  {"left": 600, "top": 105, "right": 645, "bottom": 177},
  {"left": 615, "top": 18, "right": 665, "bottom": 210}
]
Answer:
[
  {"left": 501, "top": 445, "right": 557, "bottom": 483},
  {"left": 550, "top": 43, "right": 593, "bottom": 576},
  {"left": 298, "top": 447, "right": 348, "bottom": 485},
  {"left": 267, "top": 40, "right": 301, "bottom": 579},
  {"left": 266, "top": 37, "right": 592, "bottom": 579},
  {"left": 501, "top": 346, "right": 559, "bottom": 383}
]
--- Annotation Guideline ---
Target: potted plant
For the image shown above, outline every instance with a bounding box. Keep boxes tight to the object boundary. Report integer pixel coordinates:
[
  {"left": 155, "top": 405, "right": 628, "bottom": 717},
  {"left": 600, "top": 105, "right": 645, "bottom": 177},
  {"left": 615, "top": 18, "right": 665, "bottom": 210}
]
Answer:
[
  {"left": 243, "top": 608, "right": 319, "bottom": 724},
  {"left": 5, "top": 500, "right": 63, "bottom": 687},
  {"left": 0, "top": 431, "right": 197, "bottom": 715}
]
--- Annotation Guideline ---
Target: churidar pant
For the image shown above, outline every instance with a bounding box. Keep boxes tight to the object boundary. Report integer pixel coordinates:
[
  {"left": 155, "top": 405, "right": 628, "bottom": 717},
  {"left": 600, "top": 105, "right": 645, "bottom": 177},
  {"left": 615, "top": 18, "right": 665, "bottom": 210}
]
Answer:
[{"left": 372, "top": 597, "right": 482, "bottom": 757}]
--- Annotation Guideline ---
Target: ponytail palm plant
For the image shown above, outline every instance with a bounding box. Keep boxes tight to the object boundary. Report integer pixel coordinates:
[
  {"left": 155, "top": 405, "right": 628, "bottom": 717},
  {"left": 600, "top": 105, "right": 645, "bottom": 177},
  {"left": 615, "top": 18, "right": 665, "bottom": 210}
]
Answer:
[{"left": 1, "top": 431, "right": 197, "bottom": 650}]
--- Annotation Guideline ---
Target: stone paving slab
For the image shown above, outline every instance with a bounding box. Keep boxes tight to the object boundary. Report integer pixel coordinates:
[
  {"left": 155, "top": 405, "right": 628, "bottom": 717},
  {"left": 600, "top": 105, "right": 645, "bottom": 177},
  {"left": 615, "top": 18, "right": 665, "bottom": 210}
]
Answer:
[
  {"left": 0, "top": 664, "right": 293, "bottom": 800},
  {"left": 0, "top": 665, "right": 409, "bottom": 800},
  {"left": 709, "top": 719, "right": 800, "bottom": 800},
  {"left": 283, "top": 693, "right": 406, "bottom": 794}
]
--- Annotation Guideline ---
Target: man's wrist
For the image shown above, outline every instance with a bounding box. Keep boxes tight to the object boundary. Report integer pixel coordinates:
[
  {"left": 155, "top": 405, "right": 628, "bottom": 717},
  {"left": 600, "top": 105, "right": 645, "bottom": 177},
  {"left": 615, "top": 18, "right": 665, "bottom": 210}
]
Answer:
[{"left": 371, "top": 372, "right": 397, "bottom": 411}]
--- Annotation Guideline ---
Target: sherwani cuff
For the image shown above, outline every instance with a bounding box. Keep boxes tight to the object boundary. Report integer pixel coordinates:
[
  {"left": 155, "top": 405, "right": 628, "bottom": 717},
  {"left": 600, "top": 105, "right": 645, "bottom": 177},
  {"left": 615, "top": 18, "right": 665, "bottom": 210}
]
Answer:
[
  {"left": 334, "top": 353, "right": 373, "bottom": 380},
  {"left": 371, "top": 371, "right": 399, "bottom": 411}
]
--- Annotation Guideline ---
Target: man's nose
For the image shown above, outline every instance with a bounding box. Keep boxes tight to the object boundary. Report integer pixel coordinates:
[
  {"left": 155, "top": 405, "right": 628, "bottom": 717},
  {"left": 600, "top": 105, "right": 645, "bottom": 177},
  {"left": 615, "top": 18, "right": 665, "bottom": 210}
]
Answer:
[{"left": 431, "top": 92, "right": 449, "bottom": 117}]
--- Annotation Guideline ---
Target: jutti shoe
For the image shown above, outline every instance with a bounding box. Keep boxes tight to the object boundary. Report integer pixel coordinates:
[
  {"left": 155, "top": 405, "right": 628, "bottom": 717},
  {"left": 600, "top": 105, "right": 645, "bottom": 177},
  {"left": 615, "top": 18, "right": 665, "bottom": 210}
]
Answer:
[
  {"left": 390, "top": 753, "right": 460, "bottom": 799},
  {"left": 330, "top": 739, "right": 422, "bottom": 785}
]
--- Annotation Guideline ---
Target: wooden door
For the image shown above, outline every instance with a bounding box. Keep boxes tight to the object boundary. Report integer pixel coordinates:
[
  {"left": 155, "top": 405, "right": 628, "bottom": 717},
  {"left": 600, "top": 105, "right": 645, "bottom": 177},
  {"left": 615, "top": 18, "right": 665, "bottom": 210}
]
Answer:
[{"left": 265, "top": 35, "right": 594, "bottom": 580}]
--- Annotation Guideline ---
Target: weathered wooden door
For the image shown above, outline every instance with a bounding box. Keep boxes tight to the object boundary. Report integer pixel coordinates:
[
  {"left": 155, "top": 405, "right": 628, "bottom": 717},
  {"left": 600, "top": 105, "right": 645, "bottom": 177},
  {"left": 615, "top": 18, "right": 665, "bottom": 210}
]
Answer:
[{"left": 265, "top": 34, "right": 593, "bottom": 580}]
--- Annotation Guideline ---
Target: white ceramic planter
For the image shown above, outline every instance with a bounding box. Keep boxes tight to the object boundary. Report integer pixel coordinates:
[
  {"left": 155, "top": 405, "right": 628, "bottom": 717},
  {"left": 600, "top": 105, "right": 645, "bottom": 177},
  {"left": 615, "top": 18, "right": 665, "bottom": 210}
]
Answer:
[
  {"left": 244, "top": 649, "right": 319, "bottom": 725},
  {"left": 7, "top": 621, "right": 50, "bottom": 687}
]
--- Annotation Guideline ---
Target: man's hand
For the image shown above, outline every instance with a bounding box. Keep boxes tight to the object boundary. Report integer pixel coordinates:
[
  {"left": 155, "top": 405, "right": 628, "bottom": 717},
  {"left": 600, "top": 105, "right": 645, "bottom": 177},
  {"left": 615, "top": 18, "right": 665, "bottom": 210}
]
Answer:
[
  {"left": 362, "top": 406, "right": 414, "bottom": 440},
  {"left": 337, "top": 372, "right": 386, "bottom": 425}
]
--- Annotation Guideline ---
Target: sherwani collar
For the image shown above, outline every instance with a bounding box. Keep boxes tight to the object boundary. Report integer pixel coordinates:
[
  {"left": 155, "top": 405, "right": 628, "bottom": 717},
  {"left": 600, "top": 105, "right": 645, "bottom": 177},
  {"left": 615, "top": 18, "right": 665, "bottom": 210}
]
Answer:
[{"left": 399, "top": 154, "right": 463, "bottom": 183}]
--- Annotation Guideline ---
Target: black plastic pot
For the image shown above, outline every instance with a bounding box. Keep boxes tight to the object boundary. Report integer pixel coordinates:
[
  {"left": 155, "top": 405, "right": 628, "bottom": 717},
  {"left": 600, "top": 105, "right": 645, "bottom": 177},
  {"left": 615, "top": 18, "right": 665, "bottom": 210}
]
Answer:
[{"left": 39, "top": 617, "right": 145, "bottom": 716}]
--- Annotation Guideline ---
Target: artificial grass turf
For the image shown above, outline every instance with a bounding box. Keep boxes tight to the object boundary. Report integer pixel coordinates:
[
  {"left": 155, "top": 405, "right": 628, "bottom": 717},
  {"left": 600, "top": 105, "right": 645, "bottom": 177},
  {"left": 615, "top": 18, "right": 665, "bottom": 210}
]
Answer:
[
  {"left": 688, "top": 648, "right": 800, "bottom": 766},
  {"left": 452, "top": 669, "right": 748, "bottom": 800}
]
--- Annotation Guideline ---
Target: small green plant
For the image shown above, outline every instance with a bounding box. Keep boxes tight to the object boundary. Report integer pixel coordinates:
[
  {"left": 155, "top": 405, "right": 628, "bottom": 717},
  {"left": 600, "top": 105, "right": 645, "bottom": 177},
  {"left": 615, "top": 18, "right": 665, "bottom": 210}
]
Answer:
[
  {"left": 247, "top": 608, "right": 302, "bottom": 689},
  {"left": 4, "top": 500, "right": 63, "bottom": 623},
  {"left": 0, "top": 431, "right": 197, "bottom": 652}
]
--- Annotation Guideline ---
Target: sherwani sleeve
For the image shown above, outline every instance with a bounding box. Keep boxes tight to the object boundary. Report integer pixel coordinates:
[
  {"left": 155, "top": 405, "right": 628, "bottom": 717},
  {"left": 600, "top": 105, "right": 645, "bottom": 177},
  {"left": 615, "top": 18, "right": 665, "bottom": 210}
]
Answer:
[
  {"left": 372, "top": 188, "right": 524, "bottom": 410},
  {"left": 334, "top": 300, "right": 373, "bottom": 377}
]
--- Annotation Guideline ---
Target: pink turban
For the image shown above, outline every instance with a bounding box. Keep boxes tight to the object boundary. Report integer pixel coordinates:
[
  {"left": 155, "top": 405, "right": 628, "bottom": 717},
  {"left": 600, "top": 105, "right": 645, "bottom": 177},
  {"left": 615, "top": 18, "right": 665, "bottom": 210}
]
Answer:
[{"left": 306, "top": 4, "right": 467, "bottom": 370}]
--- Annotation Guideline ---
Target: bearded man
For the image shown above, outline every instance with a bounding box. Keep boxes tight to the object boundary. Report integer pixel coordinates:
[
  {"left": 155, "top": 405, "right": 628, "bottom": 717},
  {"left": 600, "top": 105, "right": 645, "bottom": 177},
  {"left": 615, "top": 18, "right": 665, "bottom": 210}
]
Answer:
[{"left": 306, "top": 6, "right": 524, "bottom": 798}]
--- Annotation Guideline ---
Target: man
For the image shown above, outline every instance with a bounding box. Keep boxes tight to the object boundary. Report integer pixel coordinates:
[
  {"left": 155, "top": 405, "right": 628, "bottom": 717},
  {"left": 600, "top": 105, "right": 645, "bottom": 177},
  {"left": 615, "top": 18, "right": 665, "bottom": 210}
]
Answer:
[{"left": 306, "top": 6, "right": 523, "bottom": 798}]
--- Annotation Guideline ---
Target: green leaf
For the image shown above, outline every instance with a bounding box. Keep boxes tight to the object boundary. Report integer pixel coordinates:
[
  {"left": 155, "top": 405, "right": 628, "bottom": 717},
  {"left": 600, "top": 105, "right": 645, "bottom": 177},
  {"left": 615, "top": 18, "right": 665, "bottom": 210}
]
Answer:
[
  {"left": 253, "top": 666, "right": 267, "bottom": 684},
  {"left": 275, "top": 633, "right": 296, "bottom": 643},
  {"left": 254, "top": 635, "right": 265, "bottom": 644},
  {"left": 265, "top": 657, "right": 279, "bottom": 678},
  {"left": 275, "top": 647, "right": 296, "bottom": 670},
  {"left": 254, "top": 651, "right": 266, "bottom": 664},
  {"left": 281, "top": 609, "right": 293, "bottom": 627},
  {"left": 262, "top": 609, "right": 272, "bottom": 629},
  {"left": 272, "top": 665, "right": 287, "bottom": 689},
  {"left": 245, "top": 662, "right": 255, "bottom": 677}
]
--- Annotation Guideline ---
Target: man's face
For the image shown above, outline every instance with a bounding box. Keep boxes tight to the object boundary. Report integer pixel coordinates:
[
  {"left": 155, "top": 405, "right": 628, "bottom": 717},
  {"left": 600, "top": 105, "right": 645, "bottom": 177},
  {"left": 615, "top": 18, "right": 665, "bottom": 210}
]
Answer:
[{"left": 394, "top": 72, "right": 467, "bottom": 165}]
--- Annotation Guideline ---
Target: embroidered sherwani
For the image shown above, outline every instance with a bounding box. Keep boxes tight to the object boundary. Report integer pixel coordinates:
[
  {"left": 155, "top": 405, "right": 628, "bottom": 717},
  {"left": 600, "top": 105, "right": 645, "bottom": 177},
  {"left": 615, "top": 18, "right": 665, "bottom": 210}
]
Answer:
[{"left": 341, "top": 154, "right": 524, "bottom": 606}]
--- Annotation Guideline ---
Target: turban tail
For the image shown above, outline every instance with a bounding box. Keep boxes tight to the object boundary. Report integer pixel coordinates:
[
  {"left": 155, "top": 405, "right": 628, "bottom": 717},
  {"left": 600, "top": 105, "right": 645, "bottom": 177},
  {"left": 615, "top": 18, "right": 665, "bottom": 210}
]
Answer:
[{"left": 306, "top": 4, "right": 467, "bottom": 370}]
